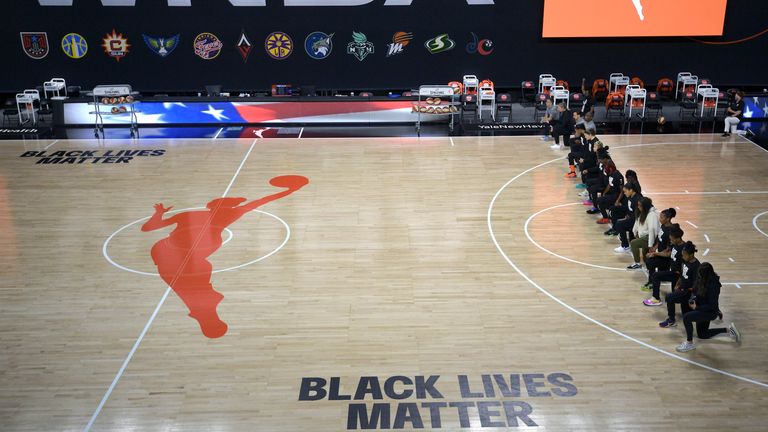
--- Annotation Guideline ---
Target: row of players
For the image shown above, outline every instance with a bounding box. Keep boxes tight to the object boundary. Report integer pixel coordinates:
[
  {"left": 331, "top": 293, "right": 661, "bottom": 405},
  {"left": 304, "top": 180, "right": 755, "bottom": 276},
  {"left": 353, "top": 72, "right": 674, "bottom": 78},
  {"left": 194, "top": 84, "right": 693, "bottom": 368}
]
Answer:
[{"left": 558, "top": 124, "right": 742, "bottom": 353}]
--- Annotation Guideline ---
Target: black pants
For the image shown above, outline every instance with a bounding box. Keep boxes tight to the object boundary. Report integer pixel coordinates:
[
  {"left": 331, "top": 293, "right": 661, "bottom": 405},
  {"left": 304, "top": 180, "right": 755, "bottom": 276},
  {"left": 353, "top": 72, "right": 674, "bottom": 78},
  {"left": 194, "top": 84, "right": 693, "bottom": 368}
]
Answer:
[
  {"left": 666, "top": 289, "right": 691, "bottom": 321},
  {"left": 609, "top": 206, "right": 627, "bottom": 229},
  {"left": 646, "top": 256, "right": 671, "bottom": 285},
  {"left": 588, "top": 184, "right": 604, "bottom": 205},
  {"left": 598, "top": 194, "right": 619, "bottom": 218},
  {"left": 651, "top": 270, "right": 678, "bottom": 300},
  {"left": 568, "top": 140, "right": 584, "bottom": 165},
  {"left": 615, "top": 217, "right": 635, "bottom": 248},
  {"left": 683, "top": 310, "right": 727, "bottom": 342},
  {"left": 552, "top": 126, "right": 570, "bottom": 145}
]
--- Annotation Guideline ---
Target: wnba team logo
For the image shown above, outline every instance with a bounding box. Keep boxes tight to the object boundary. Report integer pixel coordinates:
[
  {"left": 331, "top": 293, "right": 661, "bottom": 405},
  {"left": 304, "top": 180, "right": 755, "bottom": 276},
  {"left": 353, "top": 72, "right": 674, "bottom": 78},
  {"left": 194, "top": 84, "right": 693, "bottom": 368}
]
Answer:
[
  {"left": 102, "top": 29, "right": 130, "bottom": 62},
  {"left": 194, "top": 32, "right": 223, "bottom": 60},
  {"left": 304, "top": 31, "right": 333, "bottom": 60},
  {"left": 20, "top": 32, "right": 49, "bottom": 59},
  {"left": 265, "top": 32, "right": 293, "bottom": 60},
  {"left": 141, "top": 175, "right": 308, "bottom": 338},
  {"left": 62, "top": 33, "right": 88, "bottom": 59}
]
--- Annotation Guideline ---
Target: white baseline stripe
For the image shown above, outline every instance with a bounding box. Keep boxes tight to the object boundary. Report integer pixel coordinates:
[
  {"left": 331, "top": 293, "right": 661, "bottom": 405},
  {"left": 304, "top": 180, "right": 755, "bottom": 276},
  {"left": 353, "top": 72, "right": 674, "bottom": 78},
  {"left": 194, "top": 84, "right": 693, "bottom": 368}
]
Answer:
[
  {"left": 212, "top": 127, "right": 224, "bottom": 140},
  {"left": 44, "top": 140, "right": 59, "bottom": 150},
  {"left": 84, "top": 139, "right": 259, "bottom": 431},
  {"left": 704, "top": 234, "right": 711, "bottom": 243},
  {"left": 686, "top": 220, "right": 699, "bottom": 229},
  {"left": 703, "top": 248, "right": 710, "bottom": 256},
  {"left": 450, "top": 136, "right": 455, "bottom": 147},
  {"left": 298, "top": 127, "right": 304, "bottom": 139},
  {"left": 487, "top": 140, "right": 768, "bottom": 389}
]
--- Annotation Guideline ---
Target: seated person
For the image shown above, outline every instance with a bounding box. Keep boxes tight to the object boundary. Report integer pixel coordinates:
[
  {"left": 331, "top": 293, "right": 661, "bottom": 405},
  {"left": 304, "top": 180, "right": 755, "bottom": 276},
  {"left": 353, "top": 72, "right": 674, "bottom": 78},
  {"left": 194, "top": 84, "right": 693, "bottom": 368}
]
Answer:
[
  {"left": 594, "top": 164, "right": 624, "bottom": 223},
  {"left": 551, "top": 103, "right": 574, "bottom": 150},
  {"left": 643, "top": 224, "right": 684, "bottom": 306},
  {"left": 604, "top": 170, "right": 640, "bottom": 236},
  {"left": 585, "top": 150, "right": 615, "bottom": 214},
  {"left": 659, "top": 241, "right": 700, "bottom": 328},
  {"left": 627, "top": 197, "right": 660, "bottom": 270},
  {"left": 676, "top": 262, "right": 741, "bottom": 353},
  {"left": 540, "top": 98, "right": 559, "bottom": 142},
  {"left": 612, "top": 182, "right": 643, "bottom": 253},
  {"left": 565, "top": 124, "right": 587, "bottom": 178},
  {"left": 642, "top": 208, "right": 677, "bottom": 290}
]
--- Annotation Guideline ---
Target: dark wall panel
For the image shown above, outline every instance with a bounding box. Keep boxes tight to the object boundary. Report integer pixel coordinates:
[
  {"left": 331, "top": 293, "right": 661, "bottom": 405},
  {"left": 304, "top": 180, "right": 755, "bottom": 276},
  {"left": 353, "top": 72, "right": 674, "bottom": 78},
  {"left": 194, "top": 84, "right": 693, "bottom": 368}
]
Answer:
[{"left": 4, "top": 0, "right": 766, "bottom": 93}]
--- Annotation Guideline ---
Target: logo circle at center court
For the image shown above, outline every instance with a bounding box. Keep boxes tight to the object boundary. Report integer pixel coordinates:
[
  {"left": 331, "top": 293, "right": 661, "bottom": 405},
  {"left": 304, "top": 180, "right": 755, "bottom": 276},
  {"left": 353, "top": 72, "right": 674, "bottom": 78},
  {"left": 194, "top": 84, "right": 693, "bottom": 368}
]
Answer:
[{"left": 265, "top": 32, "right": 293, "bottom": 60}]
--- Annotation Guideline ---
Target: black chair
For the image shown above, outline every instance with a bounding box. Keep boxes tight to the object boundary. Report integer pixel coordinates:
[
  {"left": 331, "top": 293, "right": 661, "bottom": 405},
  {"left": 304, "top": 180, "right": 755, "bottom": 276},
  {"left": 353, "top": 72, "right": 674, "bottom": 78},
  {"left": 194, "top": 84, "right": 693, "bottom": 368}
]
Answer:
[
  {"left": 67, "top": 86, "right": 81, "bottom": 97},
  {"left": 205, "top": 85, "right": 223, "bottom": 97},
  {"left": 646, "top": 92, "right": 663, "bottom": 119},
  {"left": 520, "top": 81, "right": 535, "bottom": 105},
  {"left": 678, "top": 90, "right": 697, "bottom": 118},
  {"left": 495, "top": 93, "right": 512, "bottom": 123},
  {"left": 716, "top": 91, "right": 729, "bottom": 115},
  {"left": 569, "top": 92, "right": 584, "bottom": 112},
  {"left": 460, "top": 94, "right": 478, "bottom": 124},
  {"left": 533, "top": 92, "right": 549, "bottom": 121},
  {"left": 2, "top": 99, "right": 19, "bottom": 127},
  {"left": 605, "top": 93, "right": 625, "bottom": 119}
]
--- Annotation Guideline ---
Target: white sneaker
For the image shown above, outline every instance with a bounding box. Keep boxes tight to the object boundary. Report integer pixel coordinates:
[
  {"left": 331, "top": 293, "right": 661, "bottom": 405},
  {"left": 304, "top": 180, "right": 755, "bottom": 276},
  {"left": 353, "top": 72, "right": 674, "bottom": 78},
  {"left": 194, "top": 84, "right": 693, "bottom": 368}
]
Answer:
[
  {"left": 614, "top": 246, "right": 630, "bottom": 253},
  {"left": 578, "top": 191, "right": 589, "bottom": 198},
  {"left": 550, "top": 144, "right": 560, "bottom": 149},
  {"left": 675, "top": 341, "right": 696, "bottom": 352},
  {"left": 540, "top": 136, "right": 550, "bottom": 141},
  {"left": 729, "top": 322, "right": 741, "bottom": 343}
]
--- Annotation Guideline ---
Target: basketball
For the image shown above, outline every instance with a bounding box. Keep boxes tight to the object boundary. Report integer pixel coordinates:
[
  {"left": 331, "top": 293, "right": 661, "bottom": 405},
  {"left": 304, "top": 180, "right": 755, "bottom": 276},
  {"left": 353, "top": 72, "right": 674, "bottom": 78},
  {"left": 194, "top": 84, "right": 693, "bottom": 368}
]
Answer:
[{"left": 657, "top": 116, "right": 666, "bottom": 125}]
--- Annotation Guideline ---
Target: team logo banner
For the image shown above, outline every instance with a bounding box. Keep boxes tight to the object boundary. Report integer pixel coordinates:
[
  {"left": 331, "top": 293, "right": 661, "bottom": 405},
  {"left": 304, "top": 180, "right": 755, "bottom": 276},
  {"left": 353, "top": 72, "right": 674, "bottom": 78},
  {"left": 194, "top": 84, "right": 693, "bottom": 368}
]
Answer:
[
  {"left": 194, "top": 32, "right": 223, "bottom": 60},
  {"left": 143, "top": 34, "right": 180, "bottom": 57},
  {"left": 62, "top": 33, "right": 88, "bottom": 59},
  {"left": 20, "top": 32, "right": 49, "bottom": 59},
  {"left": 236, "top": 31, "right": 253, "bottom": 62},
  {"left": 305, "top": 31, "right": 333, "bottom": 60},
  {"left": 102, "top": 29, "right": 130, "bottom": 62},
  {"left": 265, "top": 32, "right": 293, "bottom": 60},
  {"left": 346, "top": 31, "right": 374, "bottom": 61},
  {"left": 425, "top": 34, "right": 455, "bottom": 54},
  {"left": 386, "top": 31, "right": 413, "bottom": 57}
]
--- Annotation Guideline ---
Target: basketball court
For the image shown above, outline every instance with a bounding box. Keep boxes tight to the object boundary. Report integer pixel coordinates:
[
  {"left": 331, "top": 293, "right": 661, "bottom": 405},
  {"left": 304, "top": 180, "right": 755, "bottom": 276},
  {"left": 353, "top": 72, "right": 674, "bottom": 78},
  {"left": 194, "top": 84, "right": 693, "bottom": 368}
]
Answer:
[{"left": 1, "top": 133, "right": 767, "bottom": 431}]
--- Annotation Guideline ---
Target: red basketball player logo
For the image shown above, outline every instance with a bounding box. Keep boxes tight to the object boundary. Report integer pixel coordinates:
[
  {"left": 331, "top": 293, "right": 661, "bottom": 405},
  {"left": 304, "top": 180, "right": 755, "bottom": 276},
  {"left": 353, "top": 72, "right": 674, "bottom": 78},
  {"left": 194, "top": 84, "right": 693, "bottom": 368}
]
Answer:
[{"left": 141, "top": 175, "right": 308, "bottom": 338}]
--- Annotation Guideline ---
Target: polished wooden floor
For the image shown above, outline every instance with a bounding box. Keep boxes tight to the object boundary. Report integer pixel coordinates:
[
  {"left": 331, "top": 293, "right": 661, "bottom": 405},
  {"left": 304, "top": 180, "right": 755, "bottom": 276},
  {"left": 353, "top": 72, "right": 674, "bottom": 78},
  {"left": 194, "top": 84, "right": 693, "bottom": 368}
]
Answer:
[{"left": 1, "top": 134, "right": 767, "bottom": 431}]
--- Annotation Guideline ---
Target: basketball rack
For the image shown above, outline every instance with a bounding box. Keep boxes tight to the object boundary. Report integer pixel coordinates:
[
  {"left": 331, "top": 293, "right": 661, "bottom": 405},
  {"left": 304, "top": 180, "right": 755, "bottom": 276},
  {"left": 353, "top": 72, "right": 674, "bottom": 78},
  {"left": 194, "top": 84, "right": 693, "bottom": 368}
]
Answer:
[
  {"left": 478, "top": 82, "right": 496, "bottom": 121},
  {"left": 414, "top": 85, "right": 460, "bottom": 135},
  {"left": 463, "top": 75, "right": 479, "bottom": 95},
  {"left": 88, "top": 84, "right": 140, "bottom": 138},
  {"left": 676, "top": 72, "right": 698, "bottom": 100},
  {"left": 44, "top": 78, "right": 67, "bottom": 100},
  {"left": 609, "top": 73, "right": 627, "bottom": 93},
  {"left": 16, "top": 90, "right": 40, "bottom": 125},
  {"left": 624, "top": 86, "right": 647, "bottom": 119},
  {"left": 538, "top": 74, "right": 556, "bottom": 94},
  {"left": 551, "top": 85, "right": 570, "bottom": 108},
  {"left": 696, "top": 85, "right": 719, "bottom": 118}
]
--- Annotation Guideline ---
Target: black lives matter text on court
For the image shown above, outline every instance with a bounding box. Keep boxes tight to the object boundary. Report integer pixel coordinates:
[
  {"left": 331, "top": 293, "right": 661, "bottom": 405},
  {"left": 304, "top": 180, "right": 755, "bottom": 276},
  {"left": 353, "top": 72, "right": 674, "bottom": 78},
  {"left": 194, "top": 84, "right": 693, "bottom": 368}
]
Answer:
[
  {"left": 20, "top": 149, "right": 166, "bottom": 165},
  {"left": 299, "top": 373, "right": 578, "bottom": 429}
]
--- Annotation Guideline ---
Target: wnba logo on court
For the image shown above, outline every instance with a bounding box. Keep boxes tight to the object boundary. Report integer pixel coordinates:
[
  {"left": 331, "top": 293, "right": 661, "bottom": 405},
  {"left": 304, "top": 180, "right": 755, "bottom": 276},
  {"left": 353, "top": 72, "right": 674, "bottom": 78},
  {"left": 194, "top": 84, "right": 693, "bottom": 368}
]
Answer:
[{"left": 141, "top": 175, "right": 308, "bottom": 338}]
